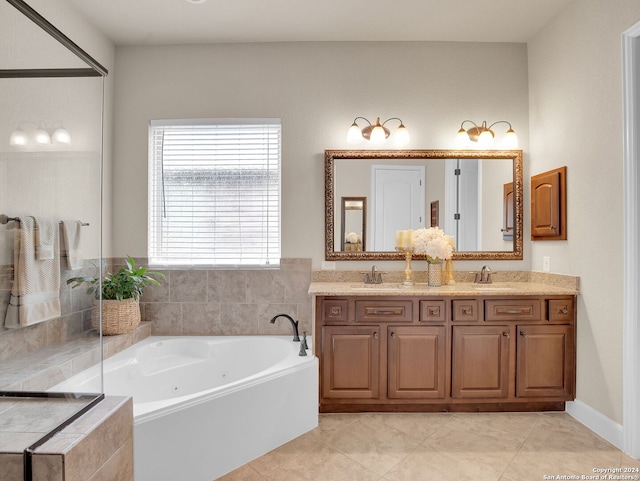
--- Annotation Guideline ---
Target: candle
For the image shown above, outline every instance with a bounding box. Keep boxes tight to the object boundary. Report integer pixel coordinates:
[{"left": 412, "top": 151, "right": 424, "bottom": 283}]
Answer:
[
  {"left": 404, "top": 230, "right": 414, "bottom": 248},
  {"left": 445, "top": 235, "right": 455, "bottom": 249},
  {"left": 396, "top": 230, "right": 404, "bottom": 248}
]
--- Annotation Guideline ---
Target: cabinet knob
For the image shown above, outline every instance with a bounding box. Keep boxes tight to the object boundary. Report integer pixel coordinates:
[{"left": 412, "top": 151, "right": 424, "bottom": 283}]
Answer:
[
  {"left": 520, "top": 331, "right": 526, "bottom": 337},
  {"left": 462, "top": 307, "right": 472, "bottom": 315},
  {"left": 390, "top": 331, "right": 395, "bottom": 338},
  {"left": 558, "top": 306, "right": 568, "bottom": 315},
  {"left": 374, "top": 332, "right": 379, "bottom": 339},
  {"left": 503, "top": 331, "right": 510, "bottom": 338}
]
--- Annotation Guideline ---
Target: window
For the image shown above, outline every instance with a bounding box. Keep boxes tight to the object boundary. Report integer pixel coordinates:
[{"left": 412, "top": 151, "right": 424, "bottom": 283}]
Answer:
[{"left": 148, "top": 119, "right": 281, "bottom": 267}]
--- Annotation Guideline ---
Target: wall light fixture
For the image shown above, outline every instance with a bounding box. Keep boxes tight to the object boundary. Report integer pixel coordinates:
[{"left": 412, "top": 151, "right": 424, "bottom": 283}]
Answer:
[
  {"left": 9, "top": 121, "right": 71, "bottom": 146},
  {"left": 347, "top": 117, "right": 410, "bottom": 145},
  {"left": 456, "top": 120, "right": 517, "bottom": 149}
]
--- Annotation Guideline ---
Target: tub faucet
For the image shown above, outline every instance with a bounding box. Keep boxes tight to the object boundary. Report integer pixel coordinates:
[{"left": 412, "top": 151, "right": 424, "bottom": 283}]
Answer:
[
  {"left": 269, "top": 314, "right": 300, "bottom": 342},
  {"left": 474, "top": 265, "right": 493, "bottom": 284}
]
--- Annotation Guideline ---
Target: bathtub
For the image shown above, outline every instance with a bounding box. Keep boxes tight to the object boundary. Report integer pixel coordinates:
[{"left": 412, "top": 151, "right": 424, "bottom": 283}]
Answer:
[{"left": 51, "top": 336, "right": 318, "bottom": 481}]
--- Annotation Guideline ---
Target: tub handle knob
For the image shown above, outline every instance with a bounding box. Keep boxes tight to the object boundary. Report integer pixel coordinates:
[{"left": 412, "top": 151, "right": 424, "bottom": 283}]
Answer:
[
  {"left": 301, "top": 331, "right": 309, "bottom": 350},
  {"left": 298, "top": 342, "right": 308, "bottom": 356}
]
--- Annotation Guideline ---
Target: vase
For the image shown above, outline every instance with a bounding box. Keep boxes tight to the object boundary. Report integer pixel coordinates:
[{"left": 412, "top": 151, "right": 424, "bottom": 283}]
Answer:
[{"left": 427, "top": 260, "right": 443, "bottom": 287}]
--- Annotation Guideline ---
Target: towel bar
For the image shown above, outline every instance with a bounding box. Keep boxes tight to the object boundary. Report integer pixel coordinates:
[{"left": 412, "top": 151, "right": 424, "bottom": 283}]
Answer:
[{"left": 0, "top": 214, "right": 89, "bottom": 226}]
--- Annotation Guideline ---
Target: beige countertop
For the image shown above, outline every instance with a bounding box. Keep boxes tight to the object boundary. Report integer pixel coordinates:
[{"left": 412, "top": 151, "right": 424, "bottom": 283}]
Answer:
[{"left": 309, "top": 281, "right": 578, "bottom": 297}]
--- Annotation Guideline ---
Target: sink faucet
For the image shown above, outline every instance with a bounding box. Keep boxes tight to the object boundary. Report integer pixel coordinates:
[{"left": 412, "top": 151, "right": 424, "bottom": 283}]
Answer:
[
  {"left": 474, "top": 265, "right": 493, "bottom": 284},
  {"left": 269, "top": 314, "right": 300, "bottom": 342},
  {"left": 364, "top": 265, "right": 383, "bottom": 284}
]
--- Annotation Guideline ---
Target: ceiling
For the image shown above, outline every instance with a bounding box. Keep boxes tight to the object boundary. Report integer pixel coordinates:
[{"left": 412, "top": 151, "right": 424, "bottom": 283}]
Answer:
[{"left": 66, "top": 0, "right": 572, "bottom": 46}]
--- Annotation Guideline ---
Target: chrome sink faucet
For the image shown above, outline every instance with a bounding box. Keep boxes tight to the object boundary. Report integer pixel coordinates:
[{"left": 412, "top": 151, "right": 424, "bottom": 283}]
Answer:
[
  {"left": 363, "top": 265, "right": 383, "bottom": 284},
  {"left": 474, "top": 265, "right": 493, "bottom": 284}
]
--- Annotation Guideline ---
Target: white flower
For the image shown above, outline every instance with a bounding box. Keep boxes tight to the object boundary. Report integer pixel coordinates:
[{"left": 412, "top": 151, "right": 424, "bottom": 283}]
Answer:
[
  {"left": 345, "top": 232, "right": 361, "bottom": 244},
  {"left": 413, "top": 227, "right": 453, "bottom": 262}
]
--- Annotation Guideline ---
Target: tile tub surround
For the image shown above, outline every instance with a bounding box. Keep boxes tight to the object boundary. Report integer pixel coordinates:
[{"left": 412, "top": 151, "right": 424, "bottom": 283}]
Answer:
[
  {"left": 218, "top": 411, "right": 640, "bottom": 481},
  {"left": 136, "top": 258, "right": 313, "bottom": 337},
  {"left": 0, "top": 396, "right": 133, "bottom": 481},
  {"left": 0, "top": 258, "right": 102, "bottom": 363},
  {"left": 0, "top": 322, "right": 151, "bottom": 391}
]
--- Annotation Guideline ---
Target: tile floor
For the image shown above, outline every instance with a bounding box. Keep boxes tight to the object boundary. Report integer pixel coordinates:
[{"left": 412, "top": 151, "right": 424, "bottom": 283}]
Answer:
[{"left": 217, "top": 412, "right": 640, "bottom": 481}]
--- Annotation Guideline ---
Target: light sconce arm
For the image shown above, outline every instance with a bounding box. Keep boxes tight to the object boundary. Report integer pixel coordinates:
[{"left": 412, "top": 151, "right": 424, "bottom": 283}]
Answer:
[
  {"left": 456, "top": 119, "right": 517, "bottom": 148},
  {"left": 347, "top": 116, "right": 410, "bottom": 145}
]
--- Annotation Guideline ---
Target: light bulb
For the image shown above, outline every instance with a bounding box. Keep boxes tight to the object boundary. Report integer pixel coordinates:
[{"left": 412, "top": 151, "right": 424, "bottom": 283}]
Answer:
[
  {"left": 502, "top": 128, "right": 518, "bottom": 149},
  {"left": 370, "top": 125, "right": 386, "bottom": 144},
  {"left": 455, "top": 128, "right": 470, "bottom": 148},
  {"left": 35, "top": 128, "right": 51, "bottom": 144},
  {"left": 477, "top": 129, "right": 494, "bottom": 149},
  {"left": 52, "top": 127, "right": 71, "bottom": 144},
  {"left": 395, "top": 124, "right": 410, "bottom": 146},
  {"left": 9, "top": 129, "right": 27, "bottom": 146},
  {"left": 347, "top": 122, "right": 362, "bottom": 143}
]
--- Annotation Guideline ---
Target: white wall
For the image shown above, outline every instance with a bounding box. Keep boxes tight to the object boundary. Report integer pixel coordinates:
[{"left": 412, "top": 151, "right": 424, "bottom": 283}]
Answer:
[
  {"left": 528, "top": 0, "right": 640, "bottom": 425},
  {"left": 112, "top": 41, "right": 530, "bottom": 271}
]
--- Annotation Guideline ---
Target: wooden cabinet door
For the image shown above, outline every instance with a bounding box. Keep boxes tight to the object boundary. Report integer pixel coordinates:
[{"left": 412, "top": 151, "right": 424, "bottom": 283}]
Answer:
[
  {"left": 531, "top": 166, "right": 567, "bottom": 240},
  {"left": 321, "top": 326, "right": 380, "bottom": 399},
  {"left": 387, "top": 326, "right": 446, "bottom": 399},
  {"left": 516, "top": 325, "right": 574, "bottom": 398},
  {"left": 452, "top": 326, "right": 510, "bottom": 398}
]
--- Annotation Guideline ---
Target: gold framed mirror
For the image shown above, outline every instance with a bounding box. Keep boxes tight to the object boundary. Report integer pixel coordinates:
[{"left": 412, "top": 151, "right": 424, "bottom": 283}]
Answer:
[{"left": 325, "top": 149, "right": 523, "bottom": 261}]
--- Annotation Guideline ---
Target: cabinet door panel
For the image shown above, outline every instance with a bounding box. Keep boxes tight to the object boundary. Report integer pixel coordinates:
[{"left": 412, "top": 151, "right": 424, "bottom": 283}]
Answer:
[
  {"left": 388, "top": 326, "right": 446, "bottom": 399},
  {"left": 322, "top": 326, "right": 380, "bottom": 399},
  {"left": 452, "top": 326, "right": 510, "bottom": 398},
  {"left": 517, "top": 325, "right": 574, "bottom": 398}
]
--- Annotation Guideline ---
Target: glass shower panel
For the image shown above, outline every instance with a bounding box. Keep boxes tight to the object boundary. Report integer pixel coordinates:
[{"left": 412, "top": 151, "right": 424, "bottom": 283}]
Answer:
[{"left": 0, "top": 74, "right": 104, "bottom": 394}]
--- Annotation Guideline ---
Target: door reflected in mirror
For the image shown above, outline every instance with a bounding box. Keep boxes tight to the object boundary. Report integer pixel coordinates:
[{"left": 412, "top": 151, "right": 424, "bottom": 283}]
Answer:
[
  {"left": 340, "top": 197, "right": 366, "bottom": 251},
  {"left": 325, "top": 150, "right": 523, "bottom": 261}
]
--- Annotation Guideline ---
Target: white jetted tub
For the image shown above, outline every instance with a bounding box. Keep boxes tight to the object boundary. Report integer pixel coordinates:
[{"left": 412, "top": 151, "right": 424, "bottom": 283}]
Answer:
[{"left": 51, "top": 336, "right": 318, "bottom": 481}]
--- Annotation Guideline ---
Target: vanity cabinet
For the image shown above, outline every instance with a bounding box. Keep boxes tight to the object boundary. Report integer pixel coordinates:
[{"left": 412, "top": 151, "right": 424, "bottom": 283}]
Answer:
[{"left": 315, "top": 293, "right": 576, "bottom": 412}]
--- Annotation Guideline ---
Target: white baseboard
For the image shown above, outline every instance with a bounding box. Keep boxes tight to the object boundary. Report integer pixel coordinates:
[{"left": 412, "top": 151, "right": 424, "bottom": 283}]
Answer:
[{"left": 566, "top": 400, "right": 624, "bottom": 450}]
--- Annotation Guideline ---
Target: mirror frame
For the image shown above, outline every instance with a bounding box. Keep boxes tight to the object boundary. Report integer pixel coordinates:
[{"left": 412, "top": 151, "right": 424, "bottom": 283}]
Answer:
[{"left": 325, "top": 149, "right": 523, "bottom": 261}]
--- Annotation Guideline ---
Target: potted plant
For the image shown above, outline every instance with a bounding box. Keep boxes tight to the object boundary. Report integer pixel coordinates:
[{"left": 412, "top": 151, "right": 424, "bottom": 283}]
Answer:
[{"left": 68, "top": 256, "right": 163, "bottom": 335}]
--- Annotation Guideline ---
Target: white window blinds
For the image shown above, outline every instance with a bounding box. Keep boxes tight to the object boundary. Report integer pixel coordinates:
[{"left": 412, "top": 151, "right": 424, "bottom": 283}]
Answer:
[{"left": 148, "top": 119, "right": 281, "bottom": 267}]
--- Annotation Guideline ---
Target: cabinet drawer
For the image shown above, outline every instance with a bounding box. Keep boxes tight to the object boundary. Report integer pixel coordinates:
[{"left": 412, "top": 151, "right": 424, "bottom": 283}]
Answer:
[
  {"left": 485, "top": 299, "right": 542, "bottom": 321},
  {"left": 420, "top": 300, "right": 446, "bottom": 322},
  {"left": 322, "top": 299, "right": 349, "bottom": 323},
  {"left": 548, "top": 299, "right": 574, "bottom": 322},
  {"left": 452, "top": 299, "right": 479, "bottom": 322},
  {"left": 355, "top": 300, "right": 413, "bottom": 323}
]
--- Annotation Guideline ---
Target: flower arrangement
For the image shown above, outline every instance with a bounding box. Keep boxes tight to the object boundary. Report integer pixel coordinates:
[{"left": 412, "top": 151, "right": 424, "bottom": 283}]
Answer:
[
  {"left": 413, "top": 227, "right": 454, "bottom": 263},
  {"left": 345, "top": 232, "right": 361, "bottom": 244}
]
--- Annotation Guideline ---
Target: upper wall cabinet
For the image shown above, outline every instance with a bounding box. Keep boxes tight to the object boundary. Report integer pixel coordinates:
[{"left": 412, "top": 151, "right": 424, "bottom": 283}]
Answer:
[{"left": 531, "top": 166, "right": 567, "bottom": 241}]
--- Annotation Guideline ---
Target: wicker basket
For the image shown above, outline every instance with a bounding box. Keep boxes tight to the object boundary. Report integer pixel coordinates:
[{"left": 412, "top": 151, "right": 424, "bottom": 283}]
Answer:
[{"left": 92, "top": 297, "right": 141, "bottom": 335}]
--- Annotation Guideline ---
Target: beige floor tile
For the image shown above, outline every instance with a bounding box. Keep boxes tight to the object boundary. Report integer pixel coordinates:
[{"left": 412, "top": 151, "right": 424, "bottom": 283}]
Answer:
[
  {"left": 384, "top": 442, "right": 504, "bottom": 481},
  {"left": 447, "top": 412, "right": 541, "bottom": 439},
  {"left": 364, "top": 412, "right": 453, "bottom": 441},
  {"left": 621, "top": 453, "right": 640, "bottom": 468},
  {"left": 326, "top": 414, "right": 423, "bottom": 475},
  {"left": 523, "top": 413, "right": 619, "bottom": 452},
  {"left": 263, "top": 443, "right": 381, "bottom": 481},
  {"left": 316, "top": 413, "right": 362, "bottom": 436},
  {"left": 502, "top": 449, "right": 622, "bottom": 481},
  {"left": 249, "top": 428, "right": 325, "bottom": 476},
  {"left": 213, "top": 412, "right": 634, "bottom": 481},
  {"left": 216, "top": 464, "right": 266, "bottom": 481}
]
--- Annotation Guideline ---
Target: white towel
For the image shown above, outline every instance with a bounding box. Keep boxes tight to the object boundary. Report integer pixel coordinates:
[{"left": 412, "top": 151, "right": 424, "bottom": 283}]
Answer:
[
  {"left": 60, "top": 220, "right": 84, "bottom": 270},
  {"left": 34, "top": 216, "right": 55, "bottom": 260},
  {"left": 4, "top": 216, "right": 61, "bottom": 328}
]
